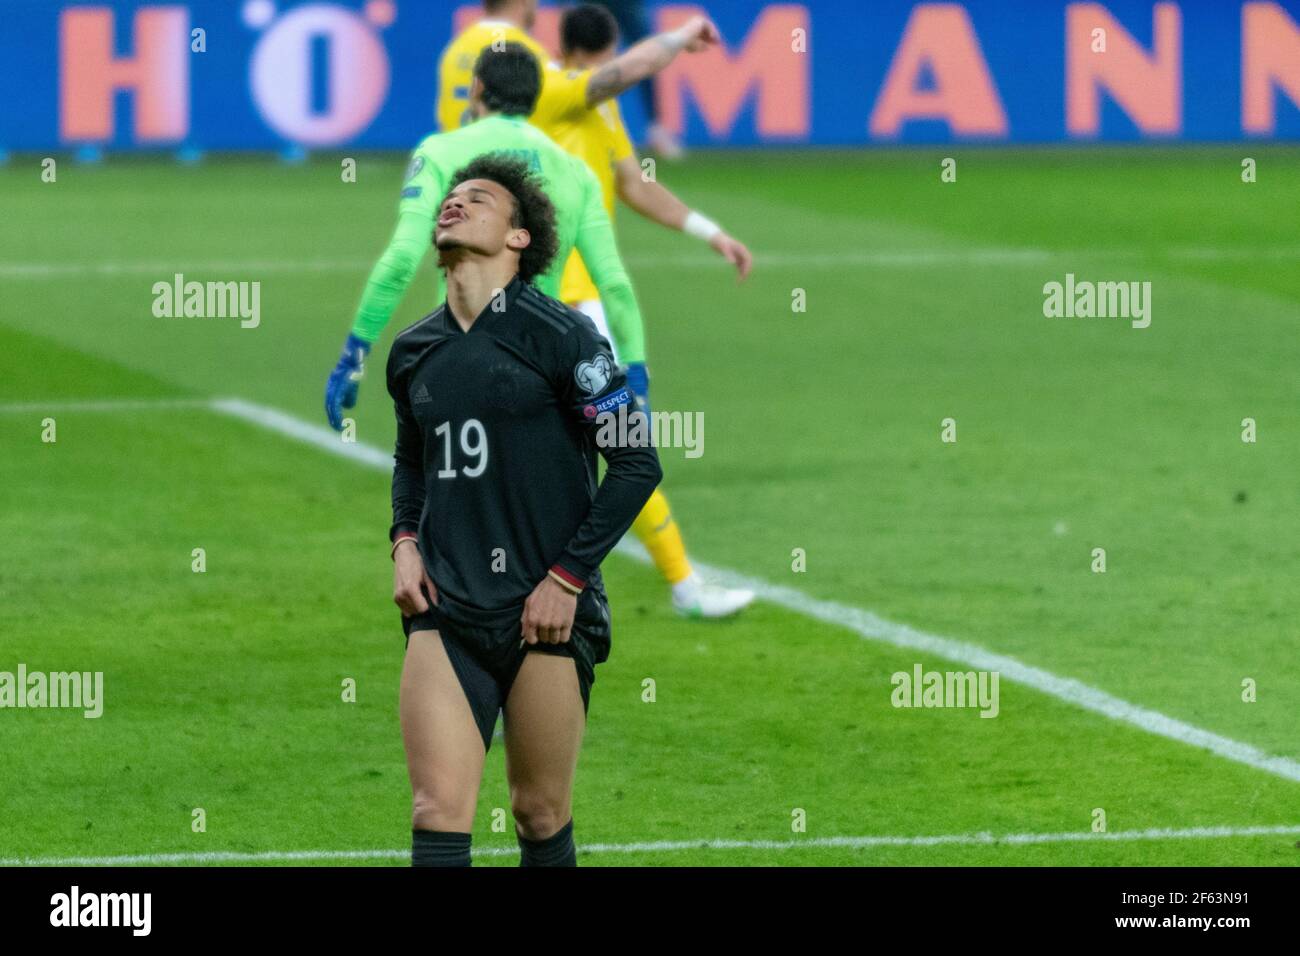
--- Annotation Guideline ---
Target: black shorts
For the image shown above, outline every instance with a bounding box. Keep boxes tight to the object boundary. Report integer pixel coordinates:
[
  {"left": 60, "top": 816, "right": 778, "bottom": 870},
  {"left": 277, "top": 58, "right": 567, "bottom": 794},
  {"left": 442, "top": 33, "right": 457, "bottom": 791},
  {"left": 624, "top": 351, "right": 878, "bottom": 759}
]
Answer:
[{"left": 401, "top": 588, "right": 610, "bottom": 751}]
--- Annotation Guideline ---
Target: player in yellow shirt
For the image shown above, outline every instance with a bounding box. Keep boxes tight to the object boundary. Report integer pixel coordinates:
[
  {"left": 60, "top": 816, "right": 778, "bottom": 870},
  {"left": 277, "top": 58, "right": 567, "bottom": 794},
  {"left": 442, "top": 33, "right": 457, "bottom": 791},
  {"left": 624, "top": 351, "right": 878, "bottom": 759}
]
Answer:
[
  {"left": 437, "top": 2, "right": 548, "bottom": 133},
  {"left": 553, "top": 4, "right": 756, "bottom": 619},
  {"left": 437, "top": 0, "right": 718, "bottom": 136}
]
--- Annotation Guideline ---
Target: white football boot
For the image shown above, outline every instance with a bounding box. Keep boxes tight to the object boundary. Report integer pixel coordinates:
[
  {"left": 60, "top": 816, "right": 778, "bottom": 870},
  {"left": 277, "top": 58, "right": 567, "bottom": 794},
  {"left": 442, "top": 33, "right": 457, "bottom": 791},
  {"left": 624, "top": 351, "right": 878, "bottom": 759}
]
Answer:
[{"left": 671, "top": 573, "right": 755, "bottom": 619}]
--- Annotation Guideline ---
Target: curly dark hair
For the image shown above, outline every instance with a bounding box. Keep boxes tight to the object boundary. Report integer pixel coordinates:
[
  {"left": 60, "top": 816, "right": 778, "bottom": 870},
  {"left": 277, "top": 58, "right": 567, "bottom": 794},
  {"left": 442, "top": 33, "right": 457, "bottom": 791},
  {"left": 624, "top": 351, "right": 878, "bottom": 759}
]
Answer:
[{"left": 444, "top": 153, "right": 559, "bottom": 285}]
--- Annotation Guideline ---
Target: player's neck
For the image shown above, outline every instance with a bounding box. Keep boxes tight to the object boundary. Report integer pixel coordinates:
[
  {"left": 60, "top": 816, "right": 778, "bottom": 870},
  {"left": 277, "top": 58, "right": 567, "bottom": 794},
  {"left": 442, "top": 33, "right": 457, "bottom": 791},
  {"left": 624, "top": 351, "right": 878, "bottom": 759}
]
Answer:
[{"left": 444, "top": 256, "right": 518, "bottom": 332}]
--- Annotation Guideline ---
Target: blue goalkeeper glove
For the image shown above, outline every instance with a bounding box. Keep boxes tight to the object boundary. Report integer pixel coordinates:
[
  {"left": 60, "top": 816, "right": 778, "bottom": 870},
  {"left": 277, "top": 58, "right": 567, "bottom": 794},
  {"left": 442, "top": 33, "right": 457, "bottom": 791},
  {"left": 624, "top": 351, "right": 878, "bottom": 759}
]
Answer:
[
  {"left": 325, "top": 333, "right": 372, "bottom": 431},
  {"left": 625, "top": 361, "right": 651, "bottom": 415}
]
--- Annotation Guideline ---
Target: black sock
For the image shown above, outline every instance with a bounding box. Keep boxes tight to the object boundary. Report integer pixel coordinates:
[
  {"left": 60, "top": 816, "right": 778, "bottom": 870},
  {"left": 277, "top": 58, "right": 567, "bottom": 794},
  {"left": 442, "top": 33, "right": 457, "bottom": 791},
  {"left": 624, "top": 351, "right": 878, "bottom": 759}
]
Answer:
[
  {"left": 517, "top": 818, "right": 576, "bottom": 867},
  {"left": 412, "top": 829, "right": 472, "bottom": 867}
]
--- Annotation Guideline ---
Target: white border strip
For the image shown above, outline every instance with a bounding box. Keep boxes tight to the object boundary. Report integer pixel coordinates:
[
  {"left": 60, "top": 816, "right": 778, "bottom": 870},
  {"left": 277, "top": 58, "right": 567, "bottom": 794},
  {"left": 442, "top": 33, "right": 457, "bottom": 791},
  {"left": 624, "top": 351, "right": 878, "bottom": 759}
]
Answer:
[{"left": 5, "top": 824, "right": 1299, "bottom": 867}]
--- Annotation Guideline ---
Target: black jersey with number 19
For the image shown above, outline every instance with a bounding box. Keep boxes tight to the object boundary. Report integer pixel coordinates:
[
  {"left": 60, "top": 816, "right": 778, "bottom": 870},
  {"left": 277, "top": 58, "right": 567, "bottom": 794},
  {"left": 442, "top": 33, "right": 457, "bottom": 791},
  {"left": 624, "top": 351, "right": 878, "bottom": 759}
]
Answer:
[{"left": 386, "top": 276, "right": 662, "bottom": 634}]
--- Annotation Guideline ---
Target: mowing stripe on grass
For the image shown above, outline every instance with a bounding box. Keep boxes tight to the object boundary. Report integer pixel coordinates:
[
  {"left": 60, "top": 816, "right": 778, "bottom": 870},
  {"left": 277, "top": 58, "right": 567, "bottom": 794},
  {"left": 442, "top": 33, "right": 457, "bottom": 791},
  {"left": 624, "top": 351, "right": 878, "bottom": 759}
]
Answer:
[
  {"left": 0, "top": 398, "right": 211, "bottom": 414},
  {"left": 18, "top": 394, "right": 1300, "bottom": 786},
  {"left": 616, "top": 541, "right": 1300, "bottom": 785},
  {"left": 203, "top": 397, "right": 1300, "bottom": 786},
  {"left": 0, "top": 251, "right": 1050, "bottom": 276},
  {"left": 5, "top": 824, "right": 1299, "bottom": 866},
  {"left": 3, "top": 245, "right": 1300, "bottom": 279}
]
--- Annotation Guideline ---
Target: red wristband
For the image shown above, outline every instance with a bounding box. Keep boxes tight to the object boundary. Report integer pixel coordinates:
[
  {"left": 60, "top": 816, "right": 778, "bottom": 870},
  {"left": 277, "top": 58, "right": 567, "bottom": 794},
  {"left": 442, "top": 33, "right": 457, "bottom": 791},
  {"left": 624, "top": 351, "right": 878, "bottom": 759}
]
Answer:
[{"left": 547, "top": 564, "right": 585, "bottom": 593}]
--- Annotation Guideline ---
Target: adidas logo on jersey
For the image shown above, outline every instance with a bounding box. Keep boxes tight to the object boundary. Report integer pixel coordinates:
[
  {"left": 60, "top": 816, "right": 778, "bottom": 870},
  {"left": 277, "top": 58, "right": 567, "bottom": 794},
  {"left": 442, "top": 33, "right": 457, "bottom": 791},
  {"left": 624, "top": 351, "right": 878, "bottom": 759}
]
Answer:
[{"left": 412, "top": 383, "right": 432, "bottom": 405}]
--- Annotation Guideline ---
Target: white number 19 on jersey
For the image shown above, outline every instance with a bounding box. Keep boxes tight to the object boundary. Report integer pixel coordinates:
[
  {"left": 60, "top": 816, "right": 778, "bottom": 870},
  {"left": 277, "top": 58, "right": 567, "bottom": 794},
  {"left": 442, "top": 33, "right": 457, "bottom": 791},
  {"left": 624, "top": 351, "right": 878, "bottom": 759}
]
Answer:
[{"left": 434, "top": 419, "right": 488, "bottom": 478}]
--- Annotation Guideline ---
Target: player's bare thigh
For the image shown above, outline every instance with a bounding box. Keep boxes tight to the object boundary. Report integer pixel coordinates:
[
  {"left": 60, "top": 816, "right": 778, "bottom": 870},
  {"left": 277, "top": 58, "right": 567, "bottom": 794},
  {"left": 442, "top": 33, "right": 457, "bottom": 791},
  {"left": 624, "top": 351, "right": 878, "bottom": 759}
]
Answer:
[
  {"left": 502, "top": 651, "right": 586, "bottom": 841},
  {"left": 399, "top": 629, "right": 485, "bottom": 832}
]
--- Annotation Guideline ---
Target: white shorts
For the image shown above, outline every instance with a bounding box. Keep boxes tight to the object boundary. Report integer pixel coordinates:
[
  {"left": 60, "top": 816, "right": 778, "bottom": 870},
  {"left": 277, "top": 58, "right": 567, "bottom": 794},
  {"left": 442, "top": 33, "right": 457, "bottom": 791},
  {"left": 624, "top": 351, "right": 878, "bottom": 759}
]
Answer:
[{"left": 572, "top": 299, "right": 619, "bottom": 366}]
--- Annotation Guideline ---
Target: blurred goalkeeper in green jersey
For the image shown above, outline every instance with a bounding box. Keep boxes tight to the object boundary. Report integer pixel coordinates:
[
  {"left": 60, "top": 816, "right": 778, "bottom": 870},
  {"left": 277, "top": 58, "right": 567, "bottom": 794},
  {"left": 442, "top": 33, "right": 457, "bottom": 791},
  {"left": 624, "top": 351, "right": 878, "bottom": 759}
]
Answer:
[{"left": 324, "top": 44, "right": 644, "bottom": 431}]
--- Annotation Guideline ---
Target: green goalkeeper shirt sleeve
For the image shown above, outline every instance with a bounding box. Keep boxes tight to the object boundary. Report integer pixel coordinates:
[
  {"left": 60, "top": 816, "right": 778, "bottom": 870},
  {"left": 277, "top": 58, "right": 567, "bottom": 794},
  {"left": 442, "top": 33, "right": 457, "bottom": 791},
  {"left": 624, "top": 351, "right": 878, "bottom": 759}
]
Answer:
[
  {"left": 349, "top": 209, "right": 434, "bottom": 343},
  {"left": 571, "top": 160, "right": 646, "bottom": 364},
  {"left": 349, "top": 144, "right": 444, "bottom": 344}
]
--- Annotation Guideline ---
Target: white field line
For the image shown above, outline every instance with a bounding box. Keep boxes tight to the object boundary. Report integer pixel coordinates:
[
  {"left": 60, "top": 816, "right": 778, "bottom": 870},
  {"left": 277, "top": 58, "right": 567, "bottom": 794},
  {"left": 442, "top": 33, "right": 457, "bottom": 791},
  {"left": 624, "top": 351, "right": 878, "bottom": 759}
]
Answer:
[
  {"left": 2, "top": 245, "right": 1300, "bottom": 279},
  {"left": 9, "top": 394, "right": 1300, "bottom": 786},
  {"left": 7, "top": 396, "right": 1300, "bottom": 867},
  {"left": 196, "top": 397, "right": 1300, "bottom": 786},
  {"left": 613, "top": 550, "right": 1300, "bottom": 786},
  {"left": 5, "top": 824, "right": 1300, "bottom": 867},
  {"left": 208, "top": 397, "right": 392, "bottom": 469}
]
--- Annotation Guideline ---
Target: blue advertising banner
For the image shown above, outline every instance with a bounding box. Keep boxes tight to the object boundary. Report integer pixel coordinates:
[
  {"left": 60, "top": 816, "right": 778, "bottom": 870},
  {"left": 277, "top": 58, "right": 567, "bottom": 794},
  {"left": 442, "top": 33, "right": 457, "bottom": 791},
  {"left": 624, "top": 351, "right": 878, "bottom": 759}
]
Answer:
[{"left": 1, "top": 0, "right": 1298, "bottom": 151}]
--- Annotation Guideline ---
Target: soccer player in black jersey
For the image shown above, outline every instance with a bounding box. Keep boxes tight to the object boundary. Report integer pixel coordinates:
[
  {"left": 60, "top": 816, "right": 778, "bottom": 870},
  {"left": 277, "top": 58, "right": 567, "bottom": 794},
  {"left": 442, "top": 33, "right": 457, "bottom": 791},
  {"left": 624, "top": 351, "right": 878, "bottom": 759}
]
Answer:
[{"left": 386, "top": 154, "right": 661, "bottom": 867}]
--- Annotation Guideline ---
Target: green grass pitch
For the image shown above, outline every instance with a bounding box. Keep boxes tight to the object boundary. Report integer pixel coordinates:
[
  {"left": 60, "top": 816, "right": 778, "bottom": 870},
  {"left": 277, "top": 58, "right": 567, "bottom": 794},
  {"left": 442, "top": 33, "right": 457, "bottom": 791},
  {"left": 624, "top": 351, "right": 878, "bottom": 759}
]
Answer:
[{"left": 1, "top": 146, "right": 1298, "bottom": 866}]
